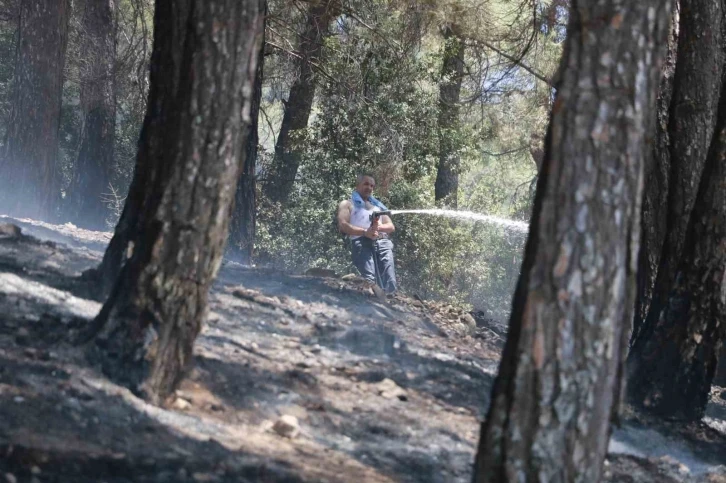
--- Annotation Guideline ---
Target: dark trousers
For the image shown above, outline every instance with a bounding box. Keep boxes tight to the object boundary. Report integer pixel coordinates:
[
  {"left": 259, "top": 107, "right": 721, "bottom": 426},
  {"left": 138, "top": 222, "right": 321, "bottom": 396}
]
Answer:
[{"left": 351, "top": 237, "right": 397, "bottom": 293}]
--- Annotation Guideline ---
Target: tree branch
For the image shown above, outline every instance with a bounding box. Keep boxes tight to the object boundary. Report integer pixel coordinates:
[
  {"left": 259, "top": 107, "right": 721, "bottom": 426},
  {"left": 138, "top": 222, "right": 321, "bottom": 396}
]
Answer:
[{"left": 468, "top": 38, "right": 554, "bottom": 87}]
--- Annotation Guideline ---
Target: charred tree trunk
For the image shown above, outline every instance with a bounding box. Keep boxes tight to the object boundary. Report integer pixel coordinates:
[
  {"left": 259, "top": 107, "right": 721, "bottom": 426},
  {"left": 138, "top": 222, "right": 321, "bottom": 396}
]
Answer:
[
  {"left": 472, "top": 0, "right": 671, "bottom": 481},
  {"left": 632, "top": 0, "right": 725, "bottom": 344},
  {"left": 0, "top": 0, "right": 71, "bottom": 220},
  {"left": 67, "top": 0, "right": 117, "bottom": 231},
  {"left": 262, "top": 0, "right": 334, "bottom": 204},
  {"left": 634, "top": 5, "right": 679, "bottom": 338},
  {"left": 93, "top": 0, "right": 195, "bottom": 297},
  {"left": 228, "top": 3, "right": 265, "bottom": 263},
  {"left": 627, "top": 47, "right": 726, "bottom": 422},
  {"left": 86, "top": 0, "right": 264, "bottom": 403},
  {"left": 434, "top": 25, "right": 464, "bottom": 208},
  {"left": 628, "top": 14, "right": 726, "bottom": 421}
]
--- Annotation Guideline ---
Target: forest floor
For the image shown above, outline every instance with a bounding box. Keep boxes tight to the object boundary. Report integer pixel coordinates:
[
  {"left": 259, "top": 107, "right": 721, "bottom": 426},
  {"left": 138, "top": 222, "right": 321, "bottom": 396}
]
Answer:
[{"left": 0, "top": 215, "right": 725, "bottom": 483}]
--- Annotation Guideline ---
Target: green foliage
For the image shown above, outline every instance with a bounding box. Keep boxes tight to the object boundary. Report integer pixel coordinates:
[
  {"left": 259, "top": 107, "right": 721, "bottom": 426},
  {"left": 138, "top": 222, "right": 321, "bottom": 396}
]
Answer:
[
  {"left": 461, "top": 89, "right": 543, "bottom": 219},
  {"left": 0, "top": 0, "right": 561, "bottom": 319},
  {"left": 111, "top": 0, "right": 154, "bottom": 194},
  {"left": 253, "top": 0, "right": 559, "bottom": 317},
  {"left": 55, "top": 0, "right": 153, "bottom": 217},
  {"left": 389, "top": 176, "right": 526, "bottom": 317},
  {"left": 257, "top": 165, "right": 527, "bottom": 317},
  {"left": 256, "top": 4, "right": 441, "bottom": 277}
]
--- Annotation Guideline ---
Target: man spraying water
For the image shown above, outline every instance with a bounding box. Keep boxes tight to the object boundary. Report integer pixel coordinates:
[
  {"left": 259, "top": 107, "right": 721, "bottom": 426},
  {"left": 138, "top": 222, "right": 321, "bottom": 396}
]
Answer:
[{"left": 337, "top": 174, "right": 397, "bottom": 293}]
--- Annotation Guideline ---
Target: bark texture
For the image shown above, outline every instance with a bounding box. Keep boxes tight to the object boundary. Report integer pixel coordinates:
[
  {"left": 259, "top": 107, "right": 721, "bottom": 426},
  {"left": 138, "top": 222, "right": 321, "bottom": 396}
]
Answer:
[
  {"left": 472, "top": 0, "right": 671, "bottom": 481},
  {"left": 634, "top": 5, "right": 679, "bottom": 338},
  {"left": 0, "top": 0, "right": 71, "bottom": 220},
  {"left": 67, "top": 0, "right": 117, "bottom": 230},
  {"left": 87, "top": 0, "right": 264, "bottom": 403},
  {"left": 228, "top": 3, "right": 265, "bottom": 263},
  {"left": 627, "top": 39, "right": 726, "bottom": 421},
  {"left": 94, "top": 0, "right": 194, "bottom": 297},
  {"left": 435, "top": 25, "right": 465, "bottom": 208},
  {"left": 262, "top": 0, "right": 335, "bottom": 204},
  {"left": 627, "top": 94, "right": 726, "bottom": 420},
  {"left": 632, "top": 0, "right": 725, "bottom": 343}
]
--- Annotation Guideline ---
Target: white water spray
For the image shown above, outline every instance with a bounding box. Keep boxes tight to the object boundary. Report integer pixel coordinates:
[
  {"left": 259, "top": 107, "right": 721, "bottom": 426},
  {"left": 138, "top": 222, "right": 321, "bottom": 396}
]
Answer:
[{"left": 388, "top": 209, "right": 529, "bottom": 233}]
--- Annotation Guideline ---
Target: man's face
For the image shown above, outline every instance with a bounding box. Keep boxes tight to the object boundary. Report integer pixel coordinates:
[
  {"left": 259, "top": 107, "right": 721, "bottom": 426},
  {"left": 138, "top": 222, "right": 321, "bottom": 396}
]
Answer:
[{"left": 356, "top": 176, "right": 375, "bottom": 199}]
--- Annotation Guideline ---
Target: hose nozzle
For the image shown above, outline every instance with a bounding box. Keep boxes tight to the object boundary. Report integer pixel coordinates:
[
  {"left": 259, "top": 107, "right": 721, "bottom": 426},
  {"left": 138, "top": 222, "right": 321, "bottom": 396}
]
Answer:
[{"left": 369, "top": 210, "right": 392, "bottom": 222}]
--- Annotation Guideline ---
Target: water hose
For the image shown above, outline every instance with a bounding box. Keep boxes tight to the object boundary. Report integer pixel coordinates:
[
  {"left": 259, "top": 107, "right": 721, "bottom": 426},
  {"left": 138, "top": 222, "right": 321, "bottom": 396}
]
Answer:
[{"left": 369, "top": 210, "right": 392, "bottom": 222}]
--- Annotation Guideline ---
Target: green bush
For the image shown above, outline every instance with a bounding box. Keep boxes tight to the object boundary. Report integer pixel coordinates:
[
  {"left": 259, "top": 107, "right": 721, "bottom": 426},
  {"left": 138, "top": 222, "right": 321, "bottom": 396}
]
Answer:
[{"left": 256, "top": 169, "right": 527, "bottom": 318}]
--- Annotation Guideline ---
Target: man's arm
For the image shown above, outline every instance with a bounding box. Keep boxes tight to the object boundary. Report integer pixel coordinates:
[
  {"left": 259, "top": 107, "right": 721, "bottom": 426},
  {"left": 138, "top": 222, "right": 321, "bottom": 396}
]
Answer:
[
  {"left": 377, "top": 214, "right": 395, "bottom": 234},
  {"left": 337, "top": 200, "right": 371, "bottom": 237}
]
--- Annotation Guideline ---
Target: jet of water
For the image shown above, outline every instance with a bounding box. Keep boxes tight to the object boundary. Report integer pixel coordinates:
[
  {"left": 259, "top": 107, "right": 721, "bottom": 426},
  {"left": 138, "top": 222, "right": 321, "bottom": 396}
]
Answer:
[{"left": 388, "top": 209, "right": 529, "bottom": 233}]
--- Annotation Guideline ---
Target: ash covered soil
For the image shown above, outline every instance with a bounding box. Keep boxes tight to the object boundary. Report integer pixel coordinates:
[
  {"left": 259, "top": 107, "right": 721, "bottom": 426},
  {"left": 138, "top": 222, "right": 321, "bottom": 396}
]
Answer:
[{"left": 0, "top": 215, "right": 725, "bottom": 483}]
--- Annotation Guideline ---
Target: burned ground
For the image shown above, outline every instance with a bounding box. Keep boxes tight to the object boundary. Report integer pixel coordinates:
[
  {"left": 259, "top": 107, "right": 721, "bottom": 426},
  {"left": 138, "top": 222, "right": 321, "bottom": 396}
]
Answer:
[{"left": 0, "top": 217, "right": 724, "bottom": 482}]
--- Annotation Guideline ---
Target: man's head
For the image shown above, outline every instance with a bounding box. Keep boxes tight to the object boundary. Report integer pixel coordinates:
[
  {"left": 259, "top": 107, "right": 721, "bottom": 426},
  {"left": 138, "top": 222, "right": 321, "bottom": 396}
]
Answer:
[{"left": 355, "top": 174, "right": 375, "bottom": 200}]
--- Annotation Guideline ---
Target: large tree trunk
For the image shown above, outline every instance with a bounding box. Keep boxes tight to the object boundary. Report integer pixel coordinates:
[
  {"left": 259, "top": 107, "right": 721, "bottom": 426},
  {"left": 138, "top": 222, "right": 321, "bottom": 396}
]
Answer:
[
  {"left": 262, "top": 0, "right": 335, "bottom": 204},
  {"left": 0, "top": 0, "right": 71, "bottom": 220},
  {"left": 86, "top": 0, "right": 264, "bottom": 404},
  {"left": 627, "top": 46, "right": 726, "bottom": 422},
  {"left": 66, "top": 0, "right": 117, "bottom": 231},
  {"left": 634, "top": 5, "right": 679, "bottom": 339},
  {"left": 627, "top": 92, "right": 726, "bottom": 421},
  {"left": 434, "top": 25, "right": 464, "bottom": 208},
  {"left": 93, "top": 0, "right": 195, "bottom": 297},
  {"left": 632, "top": 0, "right": 725, "bottom": 344},
  {"left": 472, "top": 0, "right": 671, "bottom": 481},
  {"left": 228, "top": 2, "right": 266, "bottom": 264}
]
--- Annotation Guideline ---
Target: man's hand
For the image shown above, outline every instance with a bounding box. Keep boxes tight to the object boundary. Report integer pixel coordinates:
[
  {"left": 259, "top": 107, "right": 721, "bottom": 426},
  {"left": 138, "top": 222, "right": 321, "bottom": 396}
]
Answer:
[
  {"left": 367, "top": 217, "right": 380, "bottom": 239},
  {"left": 365, "top": 222, "right": 379, "bottom": 240}
]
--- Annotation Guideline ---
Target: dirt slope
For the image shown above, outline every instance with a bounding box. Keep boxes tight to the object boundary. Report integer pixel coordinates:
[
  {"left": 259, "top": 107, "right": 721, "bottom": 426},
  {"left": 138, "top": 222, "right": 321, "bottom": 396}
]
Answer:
[{"left": 0, "top": 216, "right": 724, "bottom": 483}]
